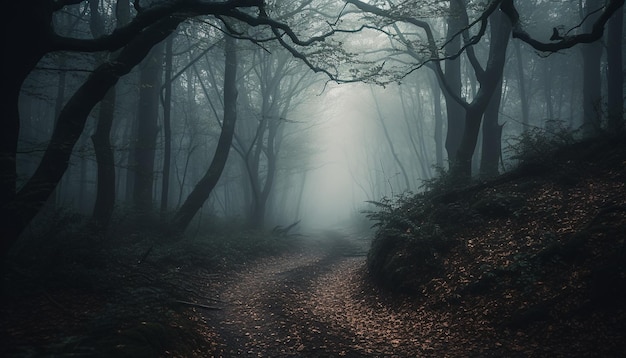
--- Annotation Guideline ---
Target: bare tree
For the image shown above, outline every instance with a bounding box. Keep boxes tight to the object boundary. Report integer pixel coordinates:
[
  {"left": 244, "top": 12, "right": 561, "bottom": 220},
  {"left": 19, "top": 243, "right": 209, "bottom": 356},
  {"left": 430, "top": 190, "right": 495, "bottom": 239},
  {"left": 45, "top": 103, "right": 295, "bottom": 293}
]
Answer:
[
  {"left": 346, "top": 0, "right": 624, "bottom": 178},
  {"left": 0, "top": 0, "right": 353, "bottom": 257},
  {"left": 171, "top": 34, "right": 238, "bottom": 233}
]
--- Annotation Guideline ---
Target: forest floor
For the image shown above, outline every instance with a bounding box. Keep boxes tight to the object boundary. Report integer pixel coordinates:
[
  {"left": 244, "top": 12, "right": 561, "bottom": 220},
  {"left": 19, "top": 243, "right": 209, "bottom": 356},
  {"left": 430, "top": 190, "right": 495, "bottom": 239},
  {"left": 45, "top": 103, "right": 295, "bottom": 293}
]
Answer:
[
  {"left": 181, "top": 221, "right": 626, "bottom": 358},
  {"left": 1, "top": 136, "right": 625, "bottom": 357}
]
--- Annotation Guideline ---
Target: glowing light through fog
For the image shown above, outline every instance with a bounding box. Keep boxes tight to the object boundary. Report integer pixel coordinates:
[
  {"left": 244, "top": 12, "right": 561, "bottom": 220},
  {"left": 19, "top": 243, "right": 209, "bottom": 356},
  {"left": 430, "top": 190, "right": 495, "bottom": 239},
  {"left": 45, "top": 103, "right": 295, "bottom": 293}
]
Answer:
[{"left": 299, "top": 83, "right": 375, "bottom": 229}]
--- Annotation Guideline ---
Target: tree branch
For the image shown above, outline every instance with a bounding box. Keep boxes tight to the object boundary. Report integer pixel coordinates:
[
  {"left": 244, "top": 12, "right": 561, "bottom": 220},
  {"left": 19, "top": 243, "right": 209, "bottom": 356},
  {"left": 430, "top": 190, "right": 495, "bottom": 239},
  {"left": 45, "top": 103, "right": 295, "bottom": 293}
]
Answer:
[
  {"left": 502, "top": 0, "right": 624, "bottom": 52},
  {"left": 52, "top": 0, "right": 86, "bottom": 11},
  {"left": 346, "top": 0, "right": 470, "bottom": 108},
  {"left": 50, "top": 0, "right": 264, "bottom": 52}
]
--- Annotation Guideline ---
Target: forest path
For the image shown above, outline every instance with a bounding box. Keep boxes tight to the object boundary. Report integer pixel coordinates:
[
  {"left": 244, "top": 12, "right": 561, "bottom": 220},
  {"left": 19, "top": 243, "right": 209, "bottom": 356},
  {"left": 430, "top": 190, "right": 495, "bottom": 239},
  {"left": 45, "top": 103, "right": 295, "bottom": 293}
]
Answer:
[{"left": 199, "top": 230, "right": 419, "bottom": 357}]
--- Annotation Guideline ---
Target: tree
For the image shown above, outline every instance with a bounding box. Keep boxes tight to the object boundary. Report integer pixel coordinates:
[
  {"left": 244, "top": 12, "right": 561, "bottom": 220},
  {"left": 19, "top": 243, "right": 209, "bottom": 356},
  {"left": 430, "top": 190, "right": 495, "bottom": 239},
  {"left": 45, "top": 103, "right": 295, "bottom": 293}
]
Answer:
[
  {"left": 171, "top": 34, "right": 238, "bottom": 233},
  {"left": 133, "top": 42, "right": 165, "bottom": 215},
  {"left": 346, "top": 0, "right": 624, "bottom": 179},
  {"left": 232, "top": 46, "right": 317, "bottom": 228},
  {"left": 161, "top": 35, "right": 175, "bottom": 213},
  {"left": 606, "top": 3, "right": 624, "bottom": 132},
  {"left": 0, "top": 0, "right": 344, "bottom": 258},
  {"left": 348, "top": 0, "right": 512, "bottom": 178},
  {"left": 370, "top": 86, "right": 412, "bottom": 191},
  {"left": 480, "top": 73, "right": 504, "bottom": 178},
  {"left": 90, "top": 0, "right": 124, "bottom": 227},
  {"left": 581, "top": 0, "right": 605, "bottom": 136},
  {"left": 443, "top": 0, "right": 465, "bottom": 164}
]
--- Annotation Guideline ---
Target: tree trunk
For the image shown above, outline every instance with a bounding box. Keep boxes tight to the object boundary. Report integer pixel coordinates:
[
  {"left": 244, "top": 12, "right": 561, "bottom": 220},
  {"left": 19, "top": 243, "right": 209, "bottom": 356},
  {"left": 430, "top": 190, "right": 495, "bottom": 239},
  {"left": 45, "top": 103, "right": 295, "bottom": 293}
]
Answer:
[
  {"left": 124, "top": 109, "right": 138, "bottom": 202},
  {"left": 294, "top": 171, "right": 307, "bottom": 222},
  {"left": 454, "top": 8, "right": 511, "bottom": 179},
  {"left": 161, "top": 35, "right": 174, "bottom": 213},
  {"left": 53, "top": 57, "right": 68, "bottom": 207},
  {"left": 431, "top": 74, "right": 444, "bottom": 168},
  {"left": 371, "top": 86, "right": 411, "bottom": 190},
  {"left": 249, "top": 199, "right": 267, "bottom": 229},
  {"left": 480, "top": 76, "right": 504, "bottom": 178},
  {"left": 513, "top": 40, "right": 530, "bottom": 129},
  {"left": 91, "top": 0, "right": 130, "bottom": 227},
  {"left": 171, "top": 35, "right": 238, "bottom": 233},
  {"left": 581, "top": 0, "right": 604, "bottom": 136},
  {"left": 1, "top": 2, "right": 52, "bottom": 209},
  {"left": 91, "top": 86, "right": 117, "bottom": 226},
  {"left": 248, "top": 111, "right": 279, "bottom": 229},
  {"left": 133, "top": 42, "right": 165, "bottom": 215},
  {"left": 455, "top": 107, "right": 483, "bottom": 178},
  {"left": 606, "top": 4, "right": 623, "bottom": 132},
  {"left": 443, "top": 0, "right": 465, "bottom": 164},
  {"left": 543, "top": 58, "right": 555, "bottom": 122}
]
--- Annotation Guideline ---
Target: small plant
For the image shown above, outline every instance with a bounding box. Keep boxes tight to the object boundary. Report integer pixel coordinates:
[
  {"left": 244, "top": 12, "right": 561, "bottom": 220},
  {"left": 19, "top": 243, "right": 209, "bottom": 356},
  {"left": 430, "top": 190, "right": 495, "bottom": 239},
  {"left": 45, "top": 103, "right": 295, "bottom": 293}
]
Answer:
[
  {"left": 363, "top": 192, "right": 417, "bottom": 231},
  {"left": 419, "top": 165, "right": 468, "bottom": 196},
  {"left": 504, "top": 120, "right": 577, "bottom": 168}
]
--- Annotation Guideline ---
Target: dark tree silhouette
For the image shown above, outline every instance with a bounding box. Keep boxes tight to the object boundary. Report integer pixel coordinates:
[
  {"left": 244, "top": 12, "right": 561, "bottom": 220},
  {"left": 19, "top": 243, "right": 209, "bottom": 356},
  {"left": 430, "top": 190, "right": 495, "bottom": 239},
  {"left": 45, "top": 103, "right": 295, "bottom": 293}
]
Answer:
[
  {"left": 0, "top": 0, "right": 336, "bottom": 258},
  {"left": 347, "top": 0, "right": 624, "bottom": 179},
  {"left": 2, "top": 0, "right": 622, "bottom": 259},
  {"left": 90, "top": 0, "right": 130, "bottom": 227}
]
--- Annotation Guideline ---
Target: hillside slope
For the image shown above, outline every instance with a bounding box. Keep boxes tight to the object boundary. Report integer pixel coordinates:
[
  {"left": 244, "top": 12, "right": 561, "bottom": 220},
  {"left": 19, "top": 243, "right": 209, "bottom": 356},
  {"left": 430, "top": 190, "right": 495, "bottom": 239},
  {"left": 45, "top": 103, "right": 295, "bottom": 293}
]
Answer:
[{"left": 367, "top": 135, "right": 626, "bottom": 356}]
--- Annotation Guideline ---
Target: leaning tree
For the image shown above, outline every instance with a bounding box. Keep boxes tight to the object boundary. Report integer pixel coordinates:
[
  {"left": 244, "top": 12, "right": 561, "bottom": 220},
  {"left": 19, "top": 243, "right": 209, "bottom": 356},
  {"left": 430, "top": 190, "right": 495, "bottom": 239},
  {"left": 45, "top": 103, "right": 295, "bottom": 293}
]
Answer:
[
  {"left": 2, "top": 0, "right": 622, "bottom": 259},
  {"left": 0, "top": 0, "right": 371, "bottom": 258}
]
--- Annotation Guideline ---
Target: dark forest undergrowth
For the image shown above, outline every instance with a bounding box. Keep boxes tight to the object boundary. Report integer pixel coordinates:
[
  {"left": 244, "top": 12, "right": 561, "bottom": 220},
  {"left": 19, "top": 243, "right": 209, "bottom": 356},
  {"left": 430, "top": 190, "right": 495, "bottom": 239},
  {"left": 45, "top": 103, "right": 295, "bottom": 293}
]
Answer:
[
  {"left": 366, "top": 133, "right": 626, "bottom": 356},
  {"left": 1, "top": 133, "right": 625, "bottom": 357},
  {"left": 0, "top": 217, "right": 306, "bottom": 357}
]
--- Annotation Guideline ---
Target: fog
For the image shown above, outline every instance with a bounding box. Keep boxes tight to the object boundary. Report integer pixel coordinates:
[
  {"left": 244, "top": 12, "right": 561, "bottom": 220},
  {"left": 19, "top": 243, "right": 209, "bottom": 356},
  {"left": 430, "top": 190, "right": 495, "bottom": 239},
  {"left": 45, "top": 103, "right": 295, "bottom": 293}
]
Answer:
[
  {"left": 4, "top": 0, "right": 624, "bottom": 242},
  {"left": 286, "top": 81, "right": 434, "bottom": 229},
  {"left": 3, "top": 2, "right": 624, "bottom": 356},
  {"left": 299, "top": 83, "right": 371, "bottom": 228}
]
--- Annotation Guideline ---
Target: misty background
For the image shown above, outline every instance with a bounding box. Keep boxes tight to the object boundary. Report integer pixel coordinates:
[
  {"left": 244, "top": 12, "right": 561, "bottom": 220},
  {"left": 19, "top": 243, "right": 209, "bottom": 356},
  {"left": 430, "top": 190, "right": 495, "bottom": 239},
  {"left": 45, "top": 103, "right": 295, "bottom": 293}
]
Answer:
[{"left": 7, "top": 0, "right": 623, "bottom": 237}]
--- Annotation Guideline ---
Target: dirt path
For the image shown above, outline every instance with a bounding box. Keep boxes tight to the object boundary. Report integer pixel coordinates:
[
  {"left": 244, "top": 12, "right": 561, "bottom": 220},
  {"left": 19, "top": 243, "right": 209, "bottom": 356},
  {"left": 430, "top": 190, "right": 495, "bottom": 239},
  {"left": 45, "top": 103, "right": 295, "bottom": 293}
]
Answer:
[
  {"left": 198, "top": 231, "right": 382, "bottom": 357},
  {"left": 216, "top": 231, "right": 365, "bottom": 357},
  {"left": 192, "top": 231, "right": 456, "bottom": 357},
  {"left": 3, "top": 229, "right": 436, "bottom": 358}
]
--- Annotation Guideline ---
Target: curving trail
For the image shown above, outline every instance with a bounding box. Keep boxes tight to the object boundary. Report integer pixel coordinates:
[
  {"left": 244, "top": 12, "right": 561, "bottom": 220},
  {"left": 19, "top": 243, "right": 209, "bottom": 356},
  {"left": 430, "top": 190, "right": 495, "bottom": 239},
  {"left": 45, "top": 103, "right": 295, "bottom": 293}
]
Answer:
[{"left": 195, "top": 231, "right": 457, "bottom": 357}]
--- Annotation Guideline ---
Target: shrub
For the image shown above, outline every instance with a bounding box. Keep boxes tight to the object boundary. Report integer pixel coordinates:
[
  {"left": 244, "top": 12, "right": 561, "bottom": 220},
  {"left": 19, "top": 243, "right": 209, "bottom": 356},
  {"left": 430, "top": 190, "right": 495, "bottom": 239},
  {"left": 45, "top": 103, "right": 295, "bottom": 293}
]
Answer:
[
  {"left": 504, "top": 120, "right": 577, "bottom": 168},
  {"left": 364, "top": 192, "right": 459, "bottom": 293}
]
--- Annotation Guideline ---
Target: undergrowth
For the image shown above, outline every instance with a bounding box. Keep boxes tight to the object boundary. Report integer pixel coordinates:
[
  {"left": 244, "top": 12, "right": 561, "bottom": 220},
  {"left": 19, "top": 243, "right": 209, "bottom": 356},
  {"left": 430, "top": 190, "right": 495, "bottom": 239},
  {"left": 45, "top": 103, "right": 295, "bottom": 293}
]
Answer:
[
  {"left": 364, "top": 189, "right": 476, "bottom": 292},
  {"left": 2, "top": 211, "right": 301, "bottom": 357},
  {"left": 503, "top": 119, "right": 577, "bottom": 167},
  {"left": 365, "top": 130, "right": 625, "bottom": 294}
]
